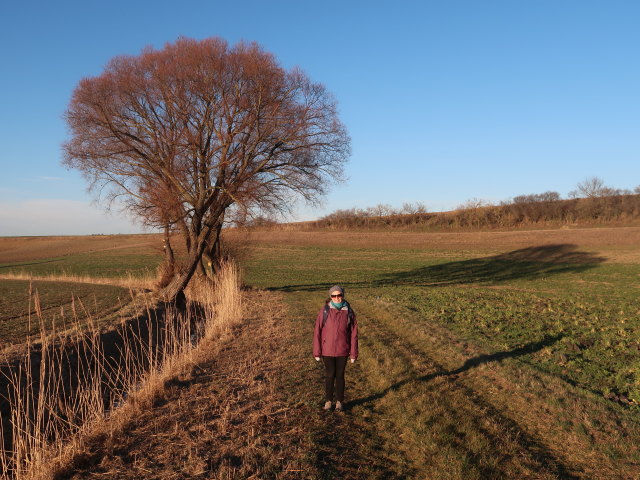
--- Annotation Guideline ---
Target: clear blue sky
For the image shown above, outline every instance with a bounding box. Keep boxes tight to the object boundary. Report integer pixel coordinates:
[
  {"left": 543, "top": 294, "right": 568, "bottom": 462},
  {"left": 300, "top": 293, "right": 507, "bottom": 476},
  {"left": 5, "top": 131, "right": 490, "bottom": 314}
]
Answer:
[{"left": 1, "top": 0, "right": 639, "bottom": 235}]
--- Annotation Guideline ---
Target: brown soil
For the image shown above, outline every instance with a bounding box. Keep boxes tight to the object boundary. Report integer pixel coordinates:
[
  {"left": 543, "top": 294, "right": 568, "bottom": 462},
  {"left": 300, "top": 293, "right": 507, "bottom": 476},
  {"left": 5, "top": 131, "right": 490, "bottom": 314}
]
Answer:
[{"left": 0, "top": 234, "right": 161, "bottom": 264}]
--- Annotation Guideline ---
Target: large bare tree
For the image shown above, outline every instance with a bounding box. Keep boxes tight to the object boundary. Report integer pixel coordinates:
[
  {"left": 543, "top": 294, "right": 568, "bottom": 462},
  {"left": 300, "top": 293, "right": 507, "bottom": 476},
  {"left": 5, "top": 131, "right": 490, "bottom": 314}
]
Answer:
[{"left": 63, "top": 37, "right": 350, "bottom": 300}]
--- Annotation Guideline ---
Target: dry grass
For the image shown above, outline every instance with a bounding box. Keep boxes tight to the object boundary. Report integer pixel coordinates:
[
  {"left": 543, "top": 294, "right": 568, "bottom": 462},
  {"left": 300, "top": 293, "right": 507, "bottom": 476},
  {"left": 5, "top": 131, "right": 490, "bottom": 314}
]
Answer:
[
  {"left": 61, "top": 290, "right": 317, "bottom": 479},
  {"left": 0, "top": 262, "right": 242, "bottom": 480},
  {"left": 0, "top": 271, "right": 156, "bottom": 291}
]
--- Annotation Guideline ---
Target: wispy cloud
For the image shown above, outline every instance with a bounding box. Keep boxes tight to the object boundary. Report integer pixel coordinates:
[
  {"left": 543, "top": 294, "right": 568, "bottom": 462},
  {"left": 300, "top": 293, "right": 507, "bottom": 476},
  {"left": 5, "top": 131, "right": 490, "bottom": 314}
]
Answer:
[
  {"left": 0, "top": 200, "right": 148, "bottom": 236},
  {"left": 36, "top": 176, "right": 64, "bottom": 181},
  {"left": 21, "top": 176, "right": 65, "bottom": 182}
]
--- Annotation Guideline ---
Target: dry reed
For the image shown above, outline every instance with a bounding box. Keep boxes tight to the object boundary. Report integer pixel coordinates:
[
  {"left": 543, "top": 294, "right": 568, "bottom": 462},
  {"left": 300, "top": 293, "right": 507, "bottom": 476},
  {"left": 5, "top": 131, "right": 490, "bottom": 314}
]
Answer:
[
  {"left": 0, "top": 271, "right": 157, "bottom": 291},
  {"left": 0, "top": 261, "right": 242, "bottom": 479}
]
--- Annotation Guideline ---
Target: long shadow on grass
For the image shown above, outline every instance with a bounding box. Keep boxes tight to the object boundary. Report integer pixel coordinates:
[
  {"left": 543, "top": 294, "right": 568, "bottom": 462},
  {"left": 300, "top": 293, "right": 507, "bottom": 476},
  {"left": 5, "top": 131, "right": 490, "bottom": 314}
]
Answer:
[
  {"left": 347, "top": 333, "right": 583, "bottom": 479},
  {"left": 348, "top": 334, "right": 563, "bottom": 410},
  {"left": 380, "top": 244, "right": 605, "bottom": 287},
  {"left": 0, "top": 258, "right": 62, "bottom": 269},
  {"left": 272, "top": 244, "right": 606, "bottom": 292}
]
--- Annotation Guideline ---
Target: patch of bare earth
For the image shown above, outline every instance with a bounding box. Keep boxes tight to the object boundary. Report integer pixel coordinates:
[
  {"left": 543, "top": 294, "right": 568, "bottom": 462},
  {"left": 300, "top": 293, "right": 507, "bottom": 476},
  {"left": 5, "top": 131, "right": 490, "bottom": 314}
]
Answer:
[{"left": 0, "top": 235, "right": 161, "bottom": 264}]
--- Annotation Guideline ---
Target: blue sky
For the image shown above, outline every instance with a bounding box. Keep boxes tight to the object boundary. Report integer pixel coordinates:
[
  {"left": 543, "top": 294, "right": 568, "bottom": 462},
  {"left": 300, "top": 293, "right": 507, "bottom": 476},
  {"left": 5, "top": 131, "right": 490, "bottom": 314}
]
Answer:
[{"left": 1, "top": 0, "right": 638, "bottom": 235}]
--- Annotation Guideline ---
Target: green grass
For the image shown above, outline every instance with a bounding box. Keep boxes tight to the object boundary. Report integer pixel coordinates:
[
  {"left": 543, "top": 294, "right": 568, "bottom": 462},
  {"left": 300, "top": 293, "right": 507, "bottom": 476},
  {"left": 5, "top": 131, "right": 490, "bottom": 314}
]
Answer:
[
  {"left": 0, "top": 249, "right": 161, "bottom": 279},
  {"left": 0, "top": 238, "right": 161, "bottom": 346},
  {"left": 241, "top": 237, "right": 640, "bottom": 477},
  {"left": 240, "top": 241, "right": 640, "bottom": 404}
]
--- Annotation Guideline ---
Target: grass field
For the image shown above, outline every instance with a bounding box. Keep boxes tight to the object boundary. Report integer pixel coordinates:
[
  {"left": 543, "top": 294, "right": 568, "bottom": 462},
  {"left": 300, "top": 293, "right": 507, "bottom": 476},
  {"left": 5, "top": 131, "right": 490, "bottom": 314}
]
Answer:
[
  {"left": 224, "top": 226, "right": 640, "bottom": 478},
  {"left": 2, "top": 227, "right": 640, "bottom": 478},
  {"left": 0, "top": 234, "right": 163, "bottom": 346},
  {"left": 0, "top": 280, "right": 130, "bottom": 344},
  {"left": 229, "top": 228, "right": 640, "bottom": 403},
  {"left": 0, "top": 234, "right": 162, "bottom": 279}
]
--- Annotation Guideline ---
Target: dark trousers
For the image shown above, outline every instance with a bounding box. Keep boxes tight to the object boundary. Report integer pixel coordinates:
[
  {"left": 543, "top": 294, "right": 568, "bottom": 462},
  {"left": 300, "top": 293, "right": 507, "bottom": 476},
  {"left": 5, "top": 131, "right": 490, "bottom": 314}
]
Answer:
[{"left": 323, "top": 356, "right": 348, "bottom": 402}]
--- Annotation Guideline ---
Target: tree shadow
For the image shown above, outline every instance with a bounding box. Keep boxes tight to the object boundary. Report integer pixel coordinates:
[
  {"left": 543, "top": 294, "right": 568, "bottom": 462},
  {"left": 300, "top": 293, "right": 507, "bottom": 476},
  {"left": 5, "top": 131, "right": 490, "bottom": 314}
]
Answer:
[
  {"left": 271, "top": 244, "right": 606, "bottom": 292},
  {"left": 347, "top": 334, "right": 563, "bottom": 410},
  {"left": 380, "top": 244, "right": 605, "bottom": 287},
  {"left": 344, "top": 333, "right": 583, "bottom": 479},
  {"left": 0, "top": 258, "right": 61, "bottom": 270}
]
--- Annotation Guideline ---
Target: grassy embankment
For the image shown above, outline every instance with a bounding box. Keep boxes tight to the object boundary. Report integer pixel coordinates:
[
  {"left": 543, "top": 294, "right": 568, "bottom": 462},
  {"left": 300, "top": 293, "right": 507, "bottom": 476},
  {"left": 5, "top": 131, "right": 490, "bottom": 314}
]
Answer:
[
  {"left": 0, "top": 233, "right": 245, "bottom": 479},
  {"left": 225, "top": 226, "right": 640, "bottom": 479},
  {"left": 282, "top": 194, "right": 640, "bottom": 231}
]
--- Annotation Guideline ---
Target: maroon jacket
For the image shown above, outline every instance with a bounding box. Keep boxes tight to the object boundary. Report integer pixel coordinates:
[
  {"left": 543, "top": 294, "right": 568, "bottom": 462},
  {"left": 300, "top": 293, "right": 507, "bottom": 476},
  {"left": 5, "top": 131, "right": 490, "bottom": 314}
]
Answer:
[{"left": 313, "top": 300, "right": 358, "bottom": 359}]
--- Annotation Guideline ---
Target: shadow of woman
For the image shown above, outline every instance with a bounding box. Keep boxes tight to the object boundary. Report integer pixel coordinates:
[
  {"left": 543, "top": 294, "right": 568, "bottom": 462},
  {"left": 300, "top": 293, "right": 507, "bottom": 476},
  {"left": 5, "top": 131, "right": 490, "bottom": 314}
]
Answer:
[{"left": 347, "top": 334, "right": 563, "bottom": 410}]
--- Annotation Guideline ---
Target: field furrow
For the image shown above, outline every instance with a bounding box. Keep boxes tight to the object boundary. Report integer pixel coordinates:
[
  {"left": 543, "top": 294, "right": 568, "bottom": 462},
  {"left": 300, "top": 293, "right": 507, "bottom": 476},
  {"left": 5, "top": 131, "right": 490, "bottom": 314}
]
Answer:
[
  {"left": 331, "top": 296, "right": 567, "bottom": 479},
  {"left": 346, "top": 292, "right": 640, "bottom": 479}
]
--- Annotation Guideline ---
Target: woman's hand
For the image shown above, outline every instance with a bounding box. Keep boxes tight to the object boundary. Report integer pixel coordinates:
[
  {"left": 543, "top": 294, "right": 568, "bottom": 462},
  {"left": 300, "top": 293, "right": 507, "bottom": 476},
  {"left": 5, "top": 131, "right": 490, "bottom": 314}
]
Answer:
[
  {"left": 350, "top": 358, "right": 355, "bottom": 363},
  {"left": 315, "top": 357, "right": 321, "bottom": 361}
]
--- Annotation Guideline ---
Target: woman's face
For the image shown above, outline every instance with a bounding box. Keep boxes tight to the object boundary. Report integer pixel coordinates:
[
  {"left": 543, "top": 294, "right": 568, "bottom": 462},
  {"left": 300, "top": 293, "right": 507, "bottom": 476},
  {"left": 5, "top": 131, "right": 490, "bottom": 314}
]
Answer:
[{"left": 330, "top": 291, "right": 343, "bottom": 302}]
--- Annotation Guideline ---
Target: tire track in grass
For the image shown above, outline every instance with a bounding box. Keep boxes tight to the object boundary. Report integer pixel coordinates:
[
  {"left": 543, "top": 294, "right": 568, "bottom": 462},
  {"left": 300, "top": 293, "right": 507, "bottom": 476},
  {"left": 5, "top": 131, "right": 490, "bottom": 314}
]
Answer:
[
  {"left": 351, "top": 293, "right": 638, "bottom": 479},
  {"left": 346, "top": 298, "right": 573, "bottom": 480},
  {"left": 285, "top": 292, "right": 567, "bottom": 479}
]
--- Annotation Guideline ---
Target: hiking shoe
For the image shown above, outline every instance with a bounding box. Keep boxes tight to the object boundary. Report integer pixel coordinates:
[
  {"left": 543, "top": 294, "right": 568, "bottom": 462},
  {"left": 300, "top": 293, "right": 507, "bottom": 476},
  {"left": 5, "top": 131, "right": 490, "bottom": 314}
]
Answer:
[
  {"left": 335, "top": 401, "right": 344, "bottom": 412},
  {"left": 323, "top": 401, "right": 332, "bottom": 411}
]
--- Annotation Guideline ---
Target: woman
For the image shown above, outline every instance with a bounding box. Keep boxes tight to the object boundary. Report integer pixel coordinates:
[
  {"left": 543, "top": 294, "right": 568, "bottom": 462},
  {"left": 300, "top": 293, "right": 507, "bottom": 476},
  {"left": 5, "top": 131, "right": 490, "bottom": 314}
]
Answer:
[{"left": 313, "top": 285, "right": 358, "bottom": 412}]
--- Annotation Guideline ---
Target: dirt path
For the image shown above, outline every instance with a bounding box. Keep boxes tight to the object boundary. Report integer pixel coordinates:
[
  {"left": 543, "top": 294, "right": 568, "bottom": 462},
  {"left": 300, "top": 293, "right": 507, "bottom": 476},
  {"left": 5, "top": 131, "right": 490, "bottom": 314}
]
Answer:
[
  {"left": 62, "top": 290, "right": 391, "bottom": 479},
  {"left": 61, "top": 289, "right": 640, "bottom": 479}
]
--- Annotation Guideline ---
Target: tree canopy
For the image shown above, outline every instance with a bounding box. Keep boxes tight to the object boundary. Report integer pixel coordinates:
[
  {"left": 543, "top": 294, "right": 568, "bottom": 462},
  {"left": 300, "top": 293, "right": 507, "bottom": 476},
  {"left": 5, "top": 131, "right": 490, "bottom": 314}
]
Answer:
[{"left": 63, "top": 37, "right": 350, "bottom": 299}]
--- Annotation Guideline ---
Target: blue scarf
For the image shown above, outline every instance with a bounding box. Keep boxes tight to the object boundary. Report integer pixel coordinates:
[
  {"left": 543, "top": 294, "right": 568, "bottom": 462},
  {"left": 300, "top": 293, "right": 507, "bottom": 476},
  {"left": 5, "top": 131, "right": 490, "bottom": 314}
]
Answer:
[{"left": 330, "top": 300, "right": 345, "bottom": 310}]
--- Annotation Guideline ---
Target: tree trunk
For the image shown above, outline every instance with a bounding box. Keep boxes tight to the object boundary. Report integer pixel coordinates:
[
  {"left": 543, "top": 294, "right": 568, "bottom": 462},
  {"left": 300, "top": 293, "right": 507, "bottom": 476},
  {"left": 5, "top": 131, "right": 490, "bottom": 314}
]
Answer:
[
  {"left": 200, "top": 222, "right": 223, "bottom": 280},
  {"left": 160, "top": 227, "right": 211, "bottom": 305},
  {"left": 164, "top": 226, "right": 175, "bottom": 265},
  {"left": 157, "top": 224, "right": 176, "bottom": 289}
]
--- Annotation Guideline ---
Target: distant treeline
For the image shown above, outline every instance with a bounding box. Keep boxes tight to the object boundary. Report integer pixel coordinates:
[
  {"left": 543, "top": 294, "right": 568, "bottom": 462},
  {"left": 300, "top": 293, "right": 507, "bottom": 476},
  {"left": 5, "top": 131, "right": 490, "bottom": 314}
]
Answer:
[
  {"left": 305, "top": 194, "right": 640, "bottom": 230},
  {"left": 245, "top": 178, "right": 640, "bottom": 231}
]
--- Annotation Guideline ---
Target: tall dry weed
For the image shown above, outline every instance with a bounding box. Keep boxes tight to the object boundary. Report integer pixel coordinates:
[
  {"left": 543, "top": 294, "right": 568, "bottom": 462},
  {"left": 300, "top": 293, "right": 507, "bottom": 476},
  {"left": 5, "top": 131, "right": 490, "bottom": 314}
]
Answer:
[
  {"left": 208, "top": 261, "right": 243, "bottom": 338},
  {"left": 0, "top": 261, "right": 242, "bottom": 479}
]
